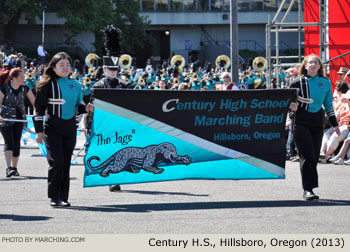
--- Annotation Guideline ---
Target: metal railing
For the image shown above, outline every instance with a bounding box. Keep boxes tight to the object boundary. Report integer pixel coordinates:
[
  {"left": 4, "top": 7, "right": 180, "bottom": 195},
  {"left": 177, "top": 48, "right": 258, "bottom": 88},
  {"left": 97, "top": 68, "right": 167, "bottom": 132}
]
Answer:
[
  {"left": 324, "top": 51, "right": 350, "bottom": 85},
  {"left": 239, "top": 40, "right": 265, "bottom": 52}
]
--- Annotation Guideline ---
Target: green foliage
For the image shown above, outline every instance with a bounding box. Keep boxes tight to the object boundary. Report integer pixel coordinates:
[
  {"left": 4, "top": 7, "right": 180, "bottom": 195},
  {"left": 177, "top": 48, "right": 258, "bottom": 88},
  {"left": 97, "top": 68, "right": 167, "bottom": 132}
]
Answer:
[
  {"left": 0, "top": 0, "right": 41, "bottom": 25},
  {"left": 1, "top": 0, "right": 152, "bottom": 57},
  {"left": 239, "top": 49, "right": 260, "bottom": 60}
]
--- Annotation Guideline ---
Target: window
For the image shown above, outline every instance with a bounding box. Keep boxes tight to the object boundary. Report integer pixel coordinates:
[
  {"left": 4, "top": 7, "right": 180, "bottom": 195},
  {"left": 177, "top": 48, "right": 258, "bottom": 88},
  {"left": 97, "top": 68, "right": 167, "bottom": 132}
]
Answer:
[
  {"left": 237, "top": 0, "right": 250, "bottom": 12},
  {"left": 142, "top": 0, "right": 155, "bottom": 11},
  {"left": 213, "top": 0, "right": 224, "bottom": 11},
  {"left": 170, "top": 0, "right": 182, "bottom": 11},
  {"left": 184, "top": 0, "right": 196, "bottom": 11},
  {"left": 251, "top": 0, "right": 263, "bottom": 11},
  {"left": 198, "top": 0, "right": 209, "bottom": 11},
  {"left": 263, "top": 0, "right": 278, "bottom": 11},
  {"left": 156, "top": 0, "right": 168, "bottom": 11}
]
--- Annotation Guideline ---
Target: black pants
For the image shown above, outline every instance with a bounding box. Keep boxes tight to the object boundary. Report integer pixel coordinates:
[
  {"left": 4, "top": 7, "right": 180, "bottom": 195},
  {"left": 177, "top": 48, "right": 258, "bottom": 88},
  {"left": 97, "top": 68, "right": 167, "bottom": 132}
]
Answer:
[
  {"left": 0, "top": 122, "right": 24, "bottom": 157},
  {"left": 294, "top": 109, "right": 324, "bottom": 191},
  {"left": 44, "top": 116, "right": 77, "bottom": 201}
]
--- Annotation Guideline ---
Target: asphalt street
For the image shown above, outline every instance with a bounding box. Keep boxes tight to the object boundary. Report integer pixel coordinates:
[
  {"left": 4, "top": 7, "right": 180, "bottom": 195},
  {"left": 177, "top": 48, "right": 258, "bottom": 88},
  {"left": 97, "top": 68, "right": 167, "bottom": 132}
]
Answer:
[{"left": 0, "top": 134, "right": 350, "bottom": 234}]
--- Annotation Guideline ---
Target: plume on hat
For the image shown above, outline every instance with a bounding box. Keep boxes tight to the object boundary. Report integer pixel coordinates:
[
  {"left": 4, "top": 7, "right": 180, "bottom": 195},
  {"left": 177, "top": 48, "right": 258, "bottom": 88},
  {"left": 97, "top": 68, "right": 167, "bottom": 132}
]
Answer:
[{"left": 103, "top": 24, "right": 122, "bottom": 57}]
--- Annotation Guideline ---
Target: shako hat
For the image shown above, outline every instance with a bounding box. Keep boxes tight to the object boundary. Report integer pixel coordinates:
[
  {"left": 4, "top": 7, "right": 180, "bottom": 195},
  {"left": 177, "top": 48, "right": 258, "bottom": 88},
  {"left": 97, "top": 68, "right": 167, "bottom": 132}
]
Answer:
[{"left": 102, "top": 24, "right": 122, "bottom": 69}]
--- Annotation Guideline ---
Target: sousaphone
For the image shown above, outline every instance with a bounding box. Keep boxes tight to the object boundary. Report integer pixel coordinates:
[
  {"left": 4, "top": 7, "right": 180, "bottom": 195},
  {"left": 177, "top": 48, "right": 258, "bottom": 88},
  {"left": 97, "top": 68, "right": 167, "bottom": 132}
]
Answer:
[
  {"left": 252, "top": 57, "right": 266, "bottom": 72},
  {"left": 85, "top": 53, "right": 99, "bottom": 68},
  {"left": 215, "top": 55, "right": 231, "bottom": 69},
  {"left": 119, "top": 54, "right": 132, "bottom": 69},
  {"left": 170, "top": 55, "right": 185, "bottom": 69}
]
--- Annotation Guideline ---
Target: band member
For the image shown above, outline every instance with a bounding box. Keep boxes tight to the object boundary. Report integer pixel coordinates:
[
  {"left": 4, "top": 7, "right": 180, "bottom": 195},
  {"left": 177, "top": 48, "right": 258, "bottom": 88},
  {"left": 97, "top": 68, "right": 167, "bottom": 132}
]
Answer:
[
  {"left": 33, "top": 52, "right": 93, "bottom": 207},
  {"left": 92, "top": 24, "right": 128, "bottom": 192},
  {"left": 0, "top": 68, "right": 35, "bottom": 177},
  {"left": 289, "top": 54, "right": 339, "bottom": 200}
]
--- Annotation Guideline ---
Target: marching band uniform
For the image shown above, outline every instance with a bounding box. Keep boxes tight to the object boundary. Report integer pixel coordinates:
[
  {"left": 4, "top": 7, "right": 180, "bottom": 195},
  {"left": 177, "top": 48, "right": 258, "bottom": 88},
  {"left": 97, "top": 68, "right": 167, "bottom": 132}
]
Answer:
[
  {"left": 33, "top": 52, "right": 88, "bottom": 207},
  {"left": 289, "top": 54, "right": 338, "bottom": 200}
]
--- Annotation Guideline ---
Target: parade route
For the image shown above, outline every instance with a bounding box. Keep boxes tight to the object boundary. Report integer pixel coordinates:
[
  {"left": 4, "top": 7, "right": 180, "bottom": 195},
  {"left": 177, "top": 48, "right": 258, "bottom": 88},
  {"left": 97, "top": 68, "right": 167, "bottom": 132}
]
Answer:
[{"left": 1, "top": 135, "right": 350, "bottom": 234}]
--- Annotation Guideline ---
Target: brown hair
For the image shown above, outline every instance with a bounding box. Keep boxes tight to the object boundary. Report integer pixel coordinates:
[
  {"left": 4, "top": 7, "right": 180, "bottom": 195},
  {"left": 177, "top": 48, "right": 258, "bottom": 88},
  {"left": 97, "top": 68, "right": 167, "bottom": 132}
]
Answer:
[
  {"left": 8, "top": 68, "right": 23, "bottom": 81},
  {"left": 299, "top": 54, "right": 326, "bottom": 77},
  {"left": 0, "top": 69, "right": 9, "bottom": 86},
  {"left": 36, "top": 52, "right": 72, "bottom": 91},
  {"left": 335, "top": 80, "right": 349, "bottom": 94}
]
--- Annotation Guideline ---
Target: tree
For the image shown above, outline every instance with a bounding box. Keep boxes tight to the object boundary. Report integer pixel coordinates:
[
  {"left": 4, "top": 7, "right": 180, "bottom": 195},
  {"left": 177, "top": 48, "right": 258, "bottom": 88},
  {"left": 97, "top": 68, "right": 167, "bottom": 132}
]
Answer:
[
  {"left": 55, "top": 0, "right": 153, "bottom": 56},
  {"left": 0, "top": 0, "right": 153, "bottom": 57},
  {"left": 0, "top": 0, "right": 42, "bottom": 43}
]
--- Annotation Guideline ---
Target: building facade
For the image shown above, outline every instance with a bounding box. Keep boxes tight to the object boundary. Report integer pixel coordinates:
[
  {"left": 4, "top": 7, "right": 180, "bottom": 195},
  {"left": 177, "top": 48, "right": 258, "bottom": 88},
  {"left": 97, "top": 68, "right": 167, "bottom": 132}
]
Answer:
[
  {"left": 2, "top": 0, "right": 301, "bottom": 66},
  {"left": 138, "top": 0, "right": 301, "bottom": 64}
]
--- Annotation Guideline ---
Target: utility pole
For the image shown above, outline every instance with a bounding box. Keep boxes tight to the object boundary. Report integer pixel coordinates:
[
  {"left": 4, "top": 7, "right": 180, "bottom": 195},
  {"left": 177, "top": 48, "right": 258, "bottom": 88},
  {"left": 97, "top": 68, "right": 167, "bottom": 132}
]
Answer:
[
  {"left": 230, "top": 0, "right": 239, "bottom": 83},
  {"left": 40, "top": 1, "right": 48, "bottom": 44}
]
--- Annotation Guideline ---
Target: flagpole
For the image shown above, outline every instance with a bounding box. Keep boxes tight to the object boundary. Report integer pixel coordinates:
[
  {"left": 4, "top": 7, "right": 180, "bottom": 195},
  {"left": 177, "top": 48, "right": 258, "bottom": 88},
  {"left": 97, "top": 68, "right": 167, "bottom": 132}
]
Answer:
[{"left": 230, "top": 0, "right": 239, "bottom": 83}]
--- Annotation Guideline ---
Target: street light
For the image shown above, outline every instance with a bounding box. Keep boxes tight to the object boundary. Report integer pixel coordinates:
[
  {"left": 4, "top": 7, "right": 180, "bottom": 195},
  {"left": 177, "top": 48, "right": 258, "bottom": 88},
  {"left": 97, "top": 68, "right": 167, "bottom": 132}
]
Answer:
[{"left": 40, "top": 1, "right": 48, "bottom": 44}]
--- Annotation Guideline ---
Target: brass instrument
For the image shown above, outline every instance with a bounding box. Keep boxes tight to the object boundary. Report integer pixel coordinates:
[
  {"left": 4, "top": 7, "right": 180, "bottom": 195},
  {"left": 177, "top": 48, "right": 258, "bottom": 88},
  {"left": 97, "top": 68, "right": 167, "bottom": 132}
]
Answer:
[
  {"left": 124, "top": 77, "right": 130, "bottom": 83},
  {"left": 145, "top": 65, "right": 153, "bottom": 73},
  {"left": 88, "top": 68, "right": 95, "bottom": 76},
  {"left": 160, "top": 70, "right": 167, "bottom": 78},
  {"left": 252, "top": 57, "right": 266, "bottom": 72},
  {"left": 215, "top": 55, "right": 231, "bottom": 69},
  {"left": 26, "top": 72, "right": 34, "bottom": 80},
  {"left": 170, "top": 55, "right": 185, "bottom": 69},
  {"left": 83, "top": 76, "right": 92, "bottom": 84},
  {"left": 138, "top": 78, "right": 145, "bottom": 85},
  {"left": 173, "top": 78, "right": 179, "bottom": 85},
  {"left": 85, "top": 53, "right": 99, "bottom": 68},
  {"left": 192, "top": 73, "right": 198, "bottom": 79},
  {"left": 119, "top": 54, "right": 132, "bottom": 69},
  {"left": 254, "top": 79, "right": 261, "bottom": 89}
]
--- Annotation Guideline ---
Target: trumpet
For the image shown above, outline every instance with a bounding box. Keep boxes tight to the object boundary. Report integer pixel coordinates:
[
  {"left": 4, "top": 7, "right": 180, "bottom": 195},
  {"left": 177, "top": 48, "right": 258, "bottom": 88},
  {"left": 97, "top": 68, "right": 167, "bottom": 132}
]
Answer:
[
  {"left": 173, "top": 78, "right": 179, "bottom": 85},
  {"left": 83, "top": 77, "right": 92, "bottom": 84},
  {"left": 252, "top": 57, "right": 266, "bottom": 72},
  {"left": 88, "top": 68, "right": 95, "bottom": 76},
  {"left": 119, "top": 54, "right": 132, "bottom": 69},
  {"left": 85, "top": 53, "right": 99, "bottom": 68},
  {"left": 26, "top": 72, "right": 34, "bottom": 80},
  {"left": 215, "top": 55, "right": 231, "bottom": 69},
  {"left": 138, "top": 78, "right": 145, "bottom": 85},
  {"left": 170, "top": 55, "right": 185, "bottom": 69},
  {"left": 192, "top": 73, "right": 199, "bottom": 79}
]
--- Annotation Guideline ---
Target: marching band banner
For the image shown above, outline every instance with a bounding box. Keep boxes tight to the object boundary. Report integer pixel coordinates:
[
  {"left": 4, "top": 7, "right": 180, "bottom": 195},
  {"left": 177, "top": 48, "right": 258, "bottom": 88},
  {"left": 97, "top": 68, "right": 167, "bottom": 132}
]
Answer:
[{"left": 83, "top": 89, "right": 296, "bottom": 187}]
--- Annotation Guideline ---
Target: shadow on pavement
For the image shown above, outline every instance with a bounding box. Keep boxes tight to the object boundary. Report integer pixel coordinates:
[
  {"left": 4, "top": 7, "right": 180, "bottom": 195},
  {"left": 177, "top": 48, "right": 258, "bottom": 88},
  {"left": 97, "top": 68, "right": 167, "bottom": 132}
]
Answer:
[
  {"left": 111, "top": 189, "right": 209, "bottom": 197},
  {"left": 68, "top": 199, "right": 350, "bottom": 213},
  {"left": 0, "top": 176, "right": 77, "bottom": 181},
  {"left": 0, "top": 214, "right": 52, "bottom": 222}
]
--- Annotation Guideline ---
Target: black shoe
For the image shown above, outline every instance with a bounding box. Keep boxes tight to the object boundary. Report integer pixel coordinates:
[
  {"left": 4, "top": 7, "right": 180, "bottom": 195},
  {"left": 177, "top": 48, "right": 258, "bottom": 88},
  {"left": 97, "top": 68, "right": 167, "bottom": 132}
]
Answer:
[
  {"left": 303, "top": 190, "right": 319, "bottom": 201},
  {"left": 6, "top": 167, "right": 16, "bottom": 178},
  {"left": 109, "top": 185, "right": 121, "bottom": 192},
  {"left": 50, "top": 199, "right": 60, "bottom": 207},
  {"left": 60, "top": 201, "right": 71, "bottom": 207},
  {"left": 12, "top": 168, "right": 19, "bottom": 176}
]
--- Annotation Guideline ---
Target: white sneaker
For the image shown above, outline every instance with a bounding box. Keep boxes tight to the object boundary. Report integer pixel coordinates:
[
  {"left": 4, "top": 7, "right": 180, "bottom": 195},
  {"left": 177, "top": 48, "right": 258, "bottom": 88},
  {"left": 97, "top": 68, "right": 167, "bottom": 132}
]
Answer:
[
  {"left": 329, "top": 156, "right": 339, "bottom": 163},
  {"left": 319, "top": 158, "right": 327, "bottom": 164},
  {"left": 344, "top": 159, "right": 350, "bottom": 165},
  {"left": 334, "top": 159, "right": 344, "bottom": 165}
]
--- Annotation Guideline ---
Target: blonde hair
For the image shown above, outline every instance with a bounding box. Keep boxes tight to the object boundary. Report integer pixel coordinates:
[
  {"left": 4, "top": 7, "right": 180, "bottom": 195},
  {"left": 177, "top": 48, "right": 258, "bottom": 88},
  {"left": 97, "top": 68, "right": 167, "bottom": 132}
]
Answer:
[{"left": 299, "top": 54, "right": 326, "bottom": 77}]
